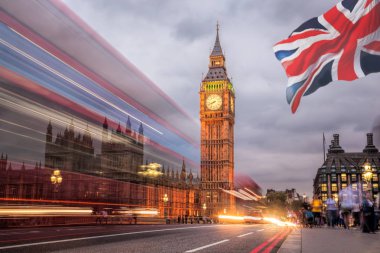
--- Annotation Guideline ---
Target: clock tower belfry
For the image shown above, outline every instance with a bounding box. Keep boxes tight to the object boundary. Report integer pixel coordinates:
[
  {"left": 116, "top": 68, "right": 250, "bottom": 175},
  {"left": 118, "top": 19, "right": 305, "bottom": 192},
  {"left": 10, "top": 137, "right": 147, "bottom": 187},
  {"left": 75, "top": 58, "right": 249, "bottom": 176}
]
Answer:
[{"left": 200, "top": 24, "right": 235, "bottom": 217}]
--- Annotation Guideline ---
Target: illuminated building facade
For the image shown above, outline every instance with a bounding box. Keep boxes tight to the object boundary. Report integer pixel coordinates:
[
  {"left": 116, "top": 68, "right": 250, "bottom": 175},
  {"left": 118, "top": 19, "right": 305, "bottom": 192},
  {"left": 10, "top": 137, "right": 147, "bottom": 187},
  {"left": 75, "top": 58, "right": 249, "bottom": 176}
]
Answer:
[
  {"left": 200, "top": 25, "right": 236, "bottom": 216},
  {"left": 0, "top": 153, "right": 201, "bottom": 224},
  {"left": 313, "top": 133, "right": 380, "bottom": 203}
]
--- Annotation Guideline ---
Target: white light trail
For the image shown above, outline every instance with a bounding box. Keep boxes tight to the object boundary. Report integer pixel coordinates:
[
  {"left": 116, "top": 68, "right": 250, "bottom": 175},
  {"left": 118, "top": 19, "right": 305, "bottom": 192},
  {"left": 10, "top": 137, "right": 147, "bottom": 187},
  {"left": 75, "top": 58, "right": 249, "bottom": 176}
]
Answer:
[{"left": 0, "top": 37, "right": 163, "bottom": 135}]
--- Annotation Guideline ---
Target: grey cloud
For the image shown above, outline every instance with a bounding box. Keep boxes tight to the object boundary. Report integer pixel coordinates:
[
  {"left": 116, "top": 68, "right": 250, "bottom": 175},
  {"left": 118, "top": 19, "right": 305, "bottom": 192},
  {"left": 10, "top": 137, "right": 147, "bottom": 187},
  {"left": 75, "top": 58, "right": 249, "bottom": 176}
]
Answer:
[{"left": 172, "top": 18, "right": 212, "bottom": 42}]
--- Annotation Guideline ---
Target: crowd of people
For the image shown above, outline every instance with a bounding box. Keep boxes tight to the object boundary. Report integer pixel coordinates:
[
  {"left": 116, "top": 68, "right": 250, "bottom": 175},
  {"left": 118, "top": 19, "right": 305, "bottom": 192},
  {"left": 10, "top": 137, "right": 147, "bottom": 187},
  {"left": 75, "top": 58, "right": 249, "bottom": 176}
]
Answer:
[{"left": 299, "top": 191, "right": 379, "bottom": 234}]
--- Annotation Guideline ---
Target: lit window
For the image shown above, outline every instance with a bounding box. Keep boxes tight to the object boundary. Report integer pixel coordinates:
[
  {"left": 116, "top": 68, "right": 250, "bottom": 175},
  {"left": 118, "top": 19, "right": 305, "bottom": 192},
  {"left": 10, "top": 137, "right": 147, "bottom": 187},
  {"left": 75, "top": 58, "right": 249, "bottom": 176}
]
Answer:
[
  {"left": 342, "top": 183, "right": 347, "bottom": 189},
  {"left": 373, "top": 183, "right": 379, "bottom": 192},
  {"left": 351, "top": 174, "right": 357, "bottom": 181},
  {"left": 341, "top": 173, "right": 347, "bottom": 182},
  {"left": 352, "top": 183, "right": 357, "bottom": 191},
  {"left": 363, "top": 183, "right": 368, "bottom": 191},
  {"left": 332, "top": 183, "right": 338, "bottom": 192},
  {"left": 322, "top": 193, "right": 327, "bottom": 202},
  {"left": 321, "top": 184, "right": 327, "bottom": 192},
  {"left": 373, "top": 174, "right": 378, "bottom": 182}
]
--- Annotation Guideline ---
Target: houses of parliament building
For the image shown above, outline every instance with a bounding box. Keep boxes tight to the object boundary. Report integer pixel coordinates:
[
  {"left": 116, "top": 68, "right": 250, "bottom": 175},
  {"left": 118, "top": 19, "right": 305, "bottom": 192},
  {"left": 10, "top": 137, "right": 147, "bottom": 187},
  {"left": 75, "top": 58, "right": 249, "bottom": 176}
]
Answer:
[{"left": 0, "top": 118, "right": 202, "bottom": 221}]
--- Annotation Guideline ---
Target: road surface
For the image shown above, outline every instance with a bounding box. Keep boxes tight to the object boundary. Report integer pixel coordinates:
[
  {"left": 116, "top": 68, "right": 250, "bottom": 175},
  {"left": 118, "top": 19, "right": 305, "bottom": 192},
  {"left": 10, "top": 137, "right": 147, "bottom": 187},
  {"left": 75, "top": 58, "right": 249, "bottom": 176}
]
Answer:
[{"left": 0, "top": 223, "right": 292, "bottom": 253}]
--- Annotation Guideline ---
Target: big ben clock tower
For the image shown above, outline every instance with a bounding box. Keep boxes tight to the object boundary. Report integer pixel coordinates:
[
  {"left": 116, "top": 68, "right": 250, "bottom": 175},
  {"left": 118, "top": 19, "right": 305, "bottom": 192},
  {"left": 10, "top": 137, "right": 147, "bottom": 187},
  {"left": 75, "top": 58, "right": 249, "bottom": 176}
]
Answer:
[{"left": 200, "top": 24, "right": 235, "bottom": 217}]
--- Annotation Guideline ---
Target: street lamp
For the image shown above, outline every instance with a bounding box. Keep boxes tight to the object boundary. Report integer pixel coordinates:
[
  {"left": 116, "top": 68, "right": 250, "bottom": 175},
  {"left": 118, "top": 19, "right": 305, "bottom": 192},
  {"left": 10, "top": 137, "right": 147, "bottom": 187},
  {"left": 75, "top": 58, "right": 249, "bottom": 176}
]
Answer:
[
  {"left": 163, "top": 193, "right": 169, "bottom": 223},
  {"left": 362, "top": 160, "right": 373, "bottom": 195},
  {"left": 50, "top": 169, "right": 62, "bottom": 199}
]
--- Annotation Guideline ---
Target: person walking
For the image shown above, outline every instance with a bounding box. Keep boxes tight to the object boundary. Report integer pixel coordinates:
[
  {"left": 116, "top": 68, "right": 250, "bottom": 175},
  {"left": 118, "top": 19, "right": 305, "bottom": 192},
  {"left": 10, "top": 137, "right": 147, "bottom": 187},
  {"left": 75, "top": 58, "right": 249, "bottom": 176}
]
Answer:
[
  {"left": 326, "top": 196, "right": 337, "bottom": 228},
  {"left": 362, "top": 192, "right": 375, "bottom": 233},
  {"left": 351, "top": 194, "right": 361, "bottom": 227},
  {"left": 101, "top": 209, "right": 108, "bottom": 225},
  {"left": 339, "top": 187, "right": 353, "bottom": 229},
  {"left": 311, "top": 194, "right": 322, "bottom": 227}
]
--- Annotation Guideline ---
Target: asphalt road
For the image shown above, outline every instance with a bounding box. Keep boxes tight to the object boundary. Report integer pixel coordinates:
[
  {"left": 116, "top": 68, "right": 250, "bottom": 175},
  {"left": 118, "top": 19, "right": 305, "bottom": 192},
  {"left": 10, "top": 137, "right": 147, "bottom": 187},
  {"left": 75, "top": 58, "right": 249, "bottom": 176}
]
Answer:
[{"left": 0, "top": 223, "right": 293, "bottom": 253}]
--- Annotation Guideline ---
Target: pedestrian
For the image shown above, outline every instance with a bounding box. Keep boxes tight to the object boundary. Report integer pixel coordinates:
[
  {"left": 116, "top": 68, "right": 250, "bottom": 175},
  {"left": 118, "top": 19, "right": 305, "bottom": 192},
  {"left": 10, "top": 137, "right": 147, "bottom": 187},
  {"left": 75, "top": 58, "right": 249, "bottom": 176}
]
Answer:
[
  {"left": 303, "top": 207, "right": 314, "bottom": 228},
  {"left": 352, "top": 195, "right": 361, "bottom": 227},
  {"left": 339, "top": 187, "right": 353, "bottom": 229},
  {"left": 95, "top": 210, "right": 102, "bottom": 225},
  {"left": 177, "top": 215, "right": 181, "bottom": 224},
  {"left": 374, "top": 193, "right": 380, "bottom": 231},
  {"left": 362, "top": 192, "right": 375, "bottom": 233},
  {"left": 311, "top": 194, "right": 322, "bottom": 227},
  {"left": 101, "top": 210, "right": 108, "bottom": 225},
  {"left": 326, "top": 196, "right": 338, "bottom": 228}
]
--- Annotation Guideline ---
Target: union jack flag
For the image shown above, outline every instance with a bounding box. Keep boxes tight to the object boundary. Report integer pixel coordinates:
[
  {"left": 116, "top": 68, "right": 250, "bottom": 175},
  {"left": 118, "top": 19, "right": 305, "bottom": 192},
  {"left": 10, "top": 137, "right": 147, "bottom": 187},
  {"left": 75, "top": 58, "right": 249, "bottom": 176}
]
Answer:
[{"left": 274, "top": 0, "right": 380, "bottom": 113}]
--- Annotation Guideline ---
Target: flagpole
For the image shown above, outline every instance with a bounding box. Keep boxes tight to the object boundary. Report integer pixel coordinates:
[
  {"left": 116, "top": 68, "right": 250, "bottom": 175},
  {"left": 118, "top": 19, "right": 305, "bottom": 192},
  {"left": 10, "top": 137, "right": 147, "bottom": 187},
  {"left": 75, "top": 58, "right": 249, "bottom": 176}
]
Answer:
[{"left": 323, "top": 132, "right": 326, "bottom": 162}]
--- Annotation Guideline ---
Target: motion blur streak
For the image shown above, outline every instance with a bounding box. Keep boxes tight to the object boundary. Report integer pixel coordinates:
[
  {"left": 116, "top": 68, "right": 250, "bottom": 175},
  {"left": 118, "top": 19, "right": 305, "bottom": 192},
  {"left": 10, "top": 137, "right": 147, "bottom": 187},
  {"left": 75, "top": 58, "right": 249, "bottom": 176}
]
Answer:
[
  {"left": 263, "top": 217, "right": 296, "bottom": 227},
  {"left": 0, "top": 206, "right": 92, "bottom": 216},
  {"left": 0, "top": 37, "right": 163, "bottom": 135}
]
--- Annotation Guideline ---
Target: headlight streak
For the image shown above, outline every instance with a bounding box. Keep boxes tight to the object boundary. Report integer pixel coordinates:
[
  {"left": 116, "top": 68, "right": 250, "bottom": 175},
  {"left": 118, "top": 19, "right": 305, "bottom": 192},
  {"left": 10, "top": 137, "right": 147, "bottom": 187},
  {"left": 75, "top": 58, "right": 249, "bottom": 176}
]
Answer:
[
  {"left": 0, "top": 206, "right": 92, "bottom": 216},
  {"left": 0, "top": 95, "right": 104, "bottom": 143},
  {"left": 0, "top": 118, "right": 47, "bottom": 137},
  {"left": 218, "top": 215, "right": 296, "bottom": 227}
]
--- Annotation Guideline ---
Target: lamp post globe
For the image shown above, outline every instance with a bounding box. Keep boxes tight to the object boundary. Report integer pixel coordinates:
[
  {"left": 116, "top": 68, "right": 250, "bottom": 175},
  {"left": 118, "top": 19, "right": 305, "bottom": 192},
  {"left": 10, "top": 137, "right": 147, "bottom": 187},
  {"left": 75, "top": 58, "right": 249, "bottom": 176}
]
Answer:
[
  {"left": 50, "top": 169, "right": 62, "bottom": 199},
  {"left": 163, "top": 194, "right": 169, "bottom": 223}
]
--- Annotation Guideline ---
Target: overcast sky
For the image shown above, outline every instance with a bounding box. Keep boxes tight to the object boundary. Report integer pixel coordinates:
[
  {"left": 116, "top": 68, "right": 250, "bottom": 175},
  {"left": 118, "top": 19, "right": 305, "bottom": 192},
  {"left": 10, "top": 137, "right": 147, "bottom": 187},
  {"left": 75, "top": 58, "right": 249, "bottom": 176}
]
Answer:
[{"left": 63, "top": 0, "right": 380, "bottom": 197}]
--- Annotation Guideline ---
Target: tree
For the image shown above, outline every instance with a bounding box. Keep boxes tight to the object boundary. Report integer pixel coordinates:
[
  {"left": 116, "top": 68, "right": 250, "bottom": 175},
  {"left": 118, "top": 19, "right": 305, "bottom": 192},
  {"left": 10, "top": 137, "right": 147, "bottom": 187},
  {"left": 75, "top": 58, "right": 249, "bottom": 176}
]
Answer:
[{"left": 266, "top": 191, "right": 287, "bottom": 218}]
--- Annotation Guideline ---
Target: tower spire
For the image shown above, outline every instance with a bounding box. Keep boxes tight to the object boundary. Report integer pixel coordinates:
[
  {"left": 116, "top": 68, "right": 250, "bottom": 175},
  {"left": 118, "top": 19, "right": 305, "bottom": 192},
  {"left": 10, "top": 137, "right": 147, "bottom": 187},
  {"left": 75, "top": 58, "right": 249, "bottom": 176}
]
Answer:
[{"left": 211, "top": 21, "right": 223, "bottom": 57}]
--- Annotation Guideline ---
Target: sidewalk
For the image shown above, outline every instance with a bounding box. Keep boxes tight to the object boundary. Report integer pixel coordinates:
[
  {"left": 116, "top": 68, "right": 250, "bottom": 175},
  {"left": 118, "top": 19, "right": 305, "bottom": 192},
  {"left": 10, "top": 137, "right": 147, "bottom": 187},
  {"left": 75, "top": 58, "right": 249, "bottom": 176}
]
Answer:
[{"left": 278, "top": 227, "right": 380, "bottom": 253}]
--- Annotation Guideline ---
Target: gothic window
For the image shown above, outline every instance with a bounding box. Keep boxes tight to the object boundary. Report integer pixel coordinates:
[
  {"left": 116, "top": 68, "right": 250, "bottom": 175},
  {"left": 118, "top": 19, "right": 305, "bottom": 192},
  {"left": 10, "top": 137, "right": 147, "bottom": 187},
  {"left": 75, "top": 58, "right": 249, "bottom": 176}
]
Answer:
[
  {"left": 341, "top": 173, "right": 347, "bottom": 182},
  {"left": 10, "top": 185, "right": 17, "bottom": 197},
  {"left": 351, "top": 174, "right": 357, "bottom": 181},
  {"left": 331, "top": 183, "right": 338, "bottom": 192},
  {"left": 0, "top": 185, "right": 5, "bottom": 197},
  {"left": 331, "top": 174, "right": 337, "bottom": 182}
]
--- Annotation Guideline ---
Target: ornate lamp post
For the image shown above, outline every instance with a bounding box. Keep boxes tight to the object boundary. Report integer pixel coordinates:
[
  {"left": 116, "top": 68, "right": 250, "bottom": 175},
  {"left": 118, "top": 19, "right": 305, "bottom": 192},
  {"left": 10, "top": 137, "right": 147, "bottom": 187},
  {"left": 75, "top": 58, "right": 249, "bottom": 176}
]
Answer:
[
  {"left": 362, "top": 160, "right": 373, "bottom": 196},
  {"left": 50, "top": 169, "right": 62, "bottom": 199},
  {"left": 202, "top": 203, "right": 207, "bottom": 217},
  {"left": 163, "top": 193, "right": 169, "bottom": 223}
]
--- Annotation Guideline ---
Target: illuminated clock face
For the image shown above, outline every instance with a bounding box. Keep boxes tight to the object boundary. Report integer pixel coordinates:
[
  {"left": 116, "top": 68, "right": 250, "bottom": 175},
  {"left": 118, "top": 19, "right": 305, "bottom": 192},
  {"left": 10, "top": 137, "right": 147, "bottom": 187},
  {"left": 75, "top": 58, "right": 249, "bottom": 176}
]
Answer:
[
  {"left": 206, "top": 94, "right": 222, "bottom": 110},
  {"left": 230, "top": 98, "right": 234, "bottom": 112}
]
